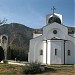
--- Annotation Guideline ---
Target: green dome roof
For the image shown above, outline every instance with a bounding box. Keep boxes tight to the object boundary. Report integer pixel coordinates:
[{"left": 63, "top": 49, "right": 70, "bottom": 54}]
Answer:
[{"left": 48, "top": 15, "right": 61, "bottom": 24}]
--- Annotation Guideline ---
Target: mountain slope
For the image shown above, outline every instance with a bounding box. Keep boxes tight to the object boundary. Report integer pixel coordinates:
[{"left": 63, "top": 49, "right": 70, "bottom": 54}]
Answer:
[{"left": 0, "top": 23, "right": 34, "bottom": 60}]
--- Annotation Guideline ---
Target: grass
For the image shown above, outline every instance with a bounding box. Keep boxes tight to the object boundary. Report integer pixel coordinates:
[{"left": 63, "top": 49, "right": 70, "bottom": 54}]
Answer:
[
  {"left": 0, "top": 63, "right": 75, "bottom": 75},
  {"left": 39, "top": 65, "right": 75, "bottom": 75},
  {"left": 0, "top": 63, "right": 23, "bottom": 75}
]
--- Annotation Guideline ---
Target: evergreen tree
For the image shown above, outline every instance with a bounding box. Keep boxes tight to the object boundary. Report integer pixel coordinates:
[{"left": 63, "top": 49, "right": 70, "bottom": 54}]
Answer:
[{"left": 0, "top": 46, "right": 4, "bottom": 62}]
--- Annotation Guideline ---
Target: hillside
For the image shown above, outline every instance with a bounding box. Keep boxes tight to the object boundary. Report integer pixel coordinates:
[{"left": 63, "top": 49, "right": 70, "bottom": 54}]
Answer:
[{"left": 0, "top": 23, "right": 34, "bottom": 60}]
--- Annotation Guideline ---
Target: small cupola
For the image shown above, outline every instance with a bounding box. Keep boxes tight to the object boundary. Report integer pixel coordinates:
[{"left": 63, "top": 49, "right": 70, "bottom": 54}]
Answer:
[
  {"left": 48, "top": 14, "right": 61, "bottom": 24},
  {"left": 46, "top": 6, "right": 63, "bottom": 25}
]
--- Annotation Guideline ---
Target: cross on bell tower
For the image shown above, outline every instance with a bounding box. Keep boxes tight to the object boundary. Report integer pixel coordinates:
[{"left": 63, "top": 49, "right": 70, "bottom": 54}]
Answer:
[{"left": 51, "top": 6, "right": 56, "bottom": 15}]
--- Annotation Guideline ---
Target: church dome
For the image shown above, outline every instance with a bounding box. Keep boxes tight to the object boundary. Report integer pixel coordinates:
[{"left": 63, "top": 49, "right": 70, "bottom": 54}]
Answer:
[{"left": 48, "top": 15, "right": 61, "bottom": 24}]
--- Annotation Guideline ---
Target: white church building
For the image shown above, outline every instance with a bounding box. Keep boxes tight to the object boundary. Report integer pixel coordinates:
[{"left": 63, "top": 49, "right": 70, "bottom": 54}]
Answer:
[{"left": 28, "top": 8, "right": 75, "bottom": 64}]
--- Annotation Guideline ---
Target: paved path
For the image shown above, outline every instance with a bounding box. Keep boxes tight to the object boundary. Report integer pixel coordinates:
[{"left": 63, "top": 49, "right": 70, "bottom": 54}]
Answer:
[{"left": 1, "top": 60, "right": 28, "bottom": 66}]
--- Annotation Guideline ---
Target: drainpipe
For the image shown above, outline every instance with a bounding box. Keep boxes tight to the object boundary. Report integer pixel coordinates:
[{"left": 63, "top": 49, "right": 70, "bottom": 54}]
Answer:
[
  {"left": 64, "top": 40, "right": 67, "bottom": 64},
  {"left": 64, "top": 40, "right": 65, "bottom": 64}
]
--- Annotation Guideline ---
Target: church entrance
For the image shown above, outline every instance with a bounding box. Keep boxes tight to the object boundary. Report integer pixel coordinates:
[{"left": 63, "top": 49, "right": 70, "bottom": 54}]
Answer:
[{"left": 0, "top": 46, "right": 4, "bottom": 62}]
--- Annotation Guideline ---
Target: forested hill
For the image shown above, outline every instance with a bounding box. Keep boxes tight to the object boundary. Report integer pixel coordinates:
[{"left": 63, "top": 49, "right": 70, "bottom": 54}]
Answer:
[{"left": 0, "top": 23, "right": 34, "bottom": 60}]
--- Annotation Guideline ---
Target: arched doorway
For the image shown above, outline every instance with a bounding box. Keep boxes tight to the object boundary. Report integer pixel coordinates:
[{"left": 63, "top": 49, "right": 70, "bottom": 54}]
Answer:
[{"left": 0, "top": 46, "right": 4, "bottom": 62}]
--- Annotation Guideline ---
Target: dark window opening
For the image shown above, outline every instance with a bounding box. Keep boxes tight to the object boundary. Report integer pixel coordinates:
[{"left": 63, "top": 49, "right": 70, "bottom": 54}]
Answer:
[
  {"left": 53, "top": 30, "right": 57, "bottom": 34},
  {"left": 68, "top": 50, "right": 71, "bottom": 56},
  {"left": 55, "top": 49, "right": 57, "bottom": 55},
  {"left": 40, "top": 50, "right": 43, "bottom": 55}
]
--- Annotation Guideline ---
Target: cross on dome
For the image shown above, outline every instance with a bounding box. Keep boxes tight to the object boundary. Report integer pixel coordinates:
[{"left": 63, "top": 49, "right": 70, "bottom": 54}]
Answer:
[{"left": 51, "top": 6, "right": 56, "bottom": 15}]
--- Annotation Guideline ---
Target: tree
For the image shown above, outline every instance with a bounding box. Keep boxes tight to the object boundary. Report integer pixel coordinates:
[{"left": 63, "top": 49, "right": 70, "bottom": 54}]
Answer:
[
  {"left": 0, "top": 18, "right": 7, "bottom": 25},
  {"left": 0, "top": 46, "right": 4, "bottom": 62},
  {"left": 7, "top": 46, "right": 11, "bottom": 59}
]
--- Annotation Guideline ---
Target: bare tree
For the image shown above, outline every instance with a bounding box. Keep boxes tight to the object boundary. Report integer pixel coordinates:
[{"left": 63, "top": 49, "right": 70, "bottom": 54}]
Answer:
[{"left": 0, "top": 18, "right": 7, "bottom": 25}]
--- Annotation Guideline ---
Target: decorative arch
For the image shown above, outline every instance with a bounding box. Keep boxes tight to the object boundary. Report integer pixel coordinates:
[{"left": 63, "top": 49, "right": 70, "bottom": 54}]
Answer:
[{"left": 2, "top": 36, "right": 7, "bottom": 44}]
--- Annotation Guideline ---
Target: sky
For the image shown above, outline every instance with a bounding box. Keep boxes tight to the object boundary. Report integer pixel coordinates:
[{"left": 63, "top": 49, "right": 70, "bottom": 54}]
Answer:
[{"left": 0, "top": 0, "right": 74, "bottom": 28}]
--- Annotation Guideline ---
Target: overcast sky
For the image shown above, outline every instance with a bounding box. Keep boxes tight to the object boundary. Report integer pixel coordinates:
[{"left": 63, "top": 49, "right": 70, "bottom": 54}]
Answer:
[{"left": 0, "top": 0, "right": 74, "bottom": 28}]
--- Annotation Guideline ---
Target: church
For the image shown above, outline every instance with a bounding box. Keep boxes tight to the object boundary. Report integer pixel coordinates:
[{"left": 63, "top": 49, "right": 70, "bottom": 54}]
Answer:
[{"left": 28, "top": 7, "right": 75, "bottom": 64}]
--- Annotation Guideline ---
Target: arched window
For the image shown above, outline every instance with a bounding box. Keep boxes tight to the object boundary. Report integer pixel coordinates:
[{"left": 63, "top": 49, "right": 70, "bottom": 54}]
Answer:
[
  {"left": 2, "top": 36, "right": 7, "bottom": 44},
  {"left": 68, "top": 50, "right": 71, "bottom": 56},
  {"left": 40, "top": 50, "right": 43, "bottom": 55},
  {"left": 55, "top": 49, "right": 57, "bottom": 55}
]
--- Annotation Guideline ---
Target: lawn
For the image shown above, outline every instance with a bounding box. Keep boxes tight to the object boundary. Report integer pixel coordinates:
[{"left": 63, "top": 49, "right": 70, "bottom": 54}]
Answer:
[
  {"left": 0, "top": 63, "right": 23, "bottom": 75},
  {"left": 0, "top": 63, "right": 75, "bottom": 75},
  {"left": 38, "top": 65, "right": 75, "bottom": 75}
]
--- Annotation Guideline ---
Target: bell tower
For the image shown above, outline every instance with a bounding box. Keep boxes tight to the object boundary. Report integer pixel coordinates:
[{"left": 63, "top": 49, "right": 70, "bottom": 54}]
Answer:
[
  {"left": 46, "top": 6, "right": 63, "bottom": 25},
  {"left": 0, "top": 34, "right": 8, "bottom": 62}
]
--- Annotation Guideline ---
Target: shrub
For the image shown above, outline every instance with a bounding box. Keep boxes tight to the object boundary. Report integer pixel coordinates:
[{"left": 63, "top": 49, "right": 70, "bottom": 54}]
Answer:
[{"left": 23, "top": 62, "right": 44, "bottom": 74}]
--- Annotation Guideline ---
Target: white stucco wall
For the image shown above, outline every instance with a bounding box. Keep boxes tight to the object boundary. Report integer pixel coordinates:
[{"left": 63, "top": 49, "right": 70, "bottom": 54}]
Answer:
[
  {"left": 74, "top": 39, "right": 75, "bottom": 63},
  {"left": 33, "top": 33, "right": 42, "bottom": 38},
  {"left": 47, "top": 40, "right": 51, "bottom": 64},
  {"left": 69, "top": 33, "right": 75, "bottom": 37},
  {"left": 50, "top": 40, "right": 64, "bottom": 64},
  {"left": 65, "top": 41, "right": 74, "bottom": 64},
  {"left": 28, "top": 35, "right": 43, "bottom": 63},
  {"left": 43, "top": 22, "right": 68, "bottom": 40},
  {"left": 28, "top": 22, "right": 75, "bottom": 64}
]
